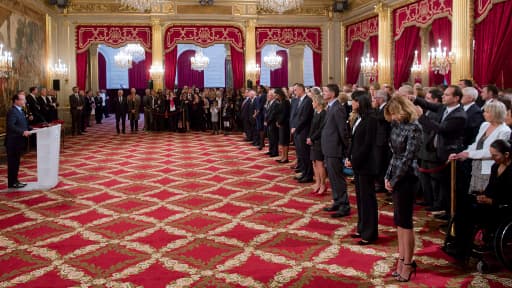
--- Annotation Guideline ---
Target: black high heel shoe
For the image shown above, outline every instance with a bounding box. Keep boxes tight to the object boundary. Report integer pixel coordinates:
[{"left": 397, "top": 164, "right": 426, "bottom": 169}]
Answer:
[
  {"left": 391, "top": 258, "right": 404, "bottom": 278},
  {"left": 397, "top": 261, "right": 417, "bottom": 282}
]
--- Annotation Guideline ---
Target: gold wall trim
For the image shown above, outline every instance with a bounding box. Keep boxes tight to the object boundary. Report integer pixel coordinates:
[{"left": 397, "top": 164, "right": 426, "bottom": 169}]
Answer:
[
  {"left": 177, "top": 5, "right": 232, "bottom": 15},
  {"left": 0, "top": 0, "right": 45, "bottom": 23}
]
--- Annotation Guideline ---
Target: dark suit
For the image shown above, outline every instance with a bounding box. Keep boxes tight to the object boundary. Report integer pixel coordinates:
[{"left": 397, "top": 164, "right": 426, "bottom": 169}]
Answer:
[
  {"left": 265, "top": 99, "right": 281, "bottom": 156},
  {"left": 277, "top": 99, "right": 291, "bottom": 146},
  {"left": 295, "top": 95, "right": 314, "bottom": 180},
  {"left": 26, "top": 94, "right": 45, "bottom": 124},
  {"left": 463, "top": 103, "right": 484, "bottom": 148},
  {"left": 375, "top": 105, "right": 391, "bottom": 190},
  {"left": 415, "top": 97, "right": 467, "bottom": 212},
  {"left": 350, "top": 113, "right": 379, "bottom": 241},
  {"left": 5, "top": 106, "right": 30, "bottom": 187},
  {"left": 69, "top": 93, "right": 83, "bottom": 135},
  {"left": 240, "top": 97, "right": 252, "bottom": 140},
  {"left": 113, "top": 96, "right": 128, "bottom": 133},
  {"left": 321, "top": 100, "right": 350, "bottom": 213},
  {"left": 94, "top": 96, "right": 103, "bottom": 124},
  {"left": 308, "top": 110, "right": 326, "bottom": 160},
  {"left": 36, "top": 95, "right": 49, "bottom": 122}
]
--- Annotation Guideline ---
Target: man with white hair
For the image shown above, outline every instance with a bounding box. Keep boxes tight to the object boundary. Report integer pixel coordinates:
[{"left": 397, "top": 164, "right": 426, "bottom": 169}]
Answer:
[{"left": 461, "top": 87, "right": 484, "bottom": 148}]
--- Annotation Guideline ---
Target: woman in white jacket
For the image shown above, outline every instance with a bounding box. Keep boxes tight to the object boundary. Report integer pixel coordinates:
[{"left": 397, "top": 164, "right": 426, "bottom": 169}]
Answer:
[{"left": 450, "top": 101, "right": 511, "bottom": 193}]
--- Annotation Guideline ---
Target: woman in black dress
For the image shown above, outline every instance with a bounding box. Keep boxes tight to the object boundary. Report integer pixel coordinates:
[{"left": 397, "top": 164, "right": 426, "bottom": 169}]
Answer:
[
  {"left": 384, "top": 96, "right": 422, "bottom": 282},
  {"left": 275, "top": 88, "right": 291, "bottom": 163},
  {"left": 347, "top": 91, "right": 379, "bottom": 245},
  {"left": 307, "top": 87, "right": 327, "bottom": 195}
]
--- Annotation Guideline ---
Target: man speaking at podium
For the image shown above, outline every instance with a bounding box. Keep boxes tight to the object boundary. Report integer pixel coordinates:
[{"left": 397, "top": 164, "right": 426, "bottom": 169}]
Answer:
[{"left": 5, "top": 92, "right": 31, "bottom": 189}]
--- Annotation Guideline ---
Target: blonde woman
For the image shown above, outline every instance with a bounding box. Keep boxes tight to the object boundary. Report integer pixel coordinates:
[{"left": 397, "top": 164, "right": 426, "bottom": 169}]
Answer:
[
  {"left": 306, "top": 87, "right": 327, "bottom": 195},
  {"left": 384, "top": 96, "right": 422, "bottom": 282}
]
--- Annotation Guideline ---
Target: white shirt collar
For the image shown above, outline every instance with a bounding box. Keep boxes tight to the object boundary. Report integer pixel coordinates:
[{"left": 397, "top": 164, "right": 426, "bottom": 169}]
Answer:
[{"left": 463, "top": 102, "right": 475, "bottom": 111}]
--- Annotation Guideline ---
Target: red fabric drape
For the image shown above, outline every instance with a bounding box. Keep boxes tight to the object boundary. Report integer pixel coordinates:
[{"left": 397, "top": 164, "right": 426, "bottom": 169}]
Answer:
[
  {"left": 144, "top": 51, "right": 152, "bottom": 87},
  {"left": 474, "top": 0, "right": 512, "bottom": 88},
  {"left": 230, "top": 45, "right": 245, "bottom": 90},
  {"left": 393, "top": 26, "right": 420, "bottom": 89},
  {"left": 369, "top": 35, "right": 379, "bottom": 83},
  {"left": 270, "top": 50, "right": 288, "bottom": 88},
  {"left": 76, "top": 51, "right": 88, "bottom": 90},
  {"left": 98, "top": 52, "right": 106, "bottom": 90},
  {"left": 128, "top": 59, "right": 147, "bottom": 89},
  {"left": 429, "top": 17, "right": 452, "bottom": 86},
  {"left": 346, "top": 40, "right": 364, "bottom": 85},
  {"left": 164, "top": 48, "right": 178, "bottom": 90},
  {"left": 313, "top": 50, "right": 322, "bottom": 86},
  {"left": 177, "top": 50, "right": 204, "bottom": 88}
]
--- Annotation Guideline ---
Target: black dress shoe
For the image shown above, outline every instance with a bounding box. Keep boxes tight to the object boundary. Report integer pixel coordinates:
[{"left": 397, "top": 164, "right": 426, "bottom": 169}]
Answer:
[
  {"left": 350, "top": 233, "right": 362, "bottom": 239},
  {"left": 298, "top": 178, "right": 314, "bottom": 183},
  {"left": 357, "top": 239, "right": 374, "bottom": 246},
  {"left": 269, "top": 154, "right": 279, "bottom": 157},
  {"left": 293, "top": 175, "right": 303, "bottom": 180},
  {"left": 331, "top": 211, "right": 350, "bottom": 218},
  {"left": 8, "top": 183, "right": 26, "bottom": 189},
  {"left": 294, "top": 168, "right": 301, "bottom": 173},
  {"left": 258, "top": 146, "right": 263, "bottom": 150},
  {"left": 323, "top": 206, "right": 340, "bottom": 212},
  {"left": 17, "top": 182, "right": 27, "bottom": 187}
]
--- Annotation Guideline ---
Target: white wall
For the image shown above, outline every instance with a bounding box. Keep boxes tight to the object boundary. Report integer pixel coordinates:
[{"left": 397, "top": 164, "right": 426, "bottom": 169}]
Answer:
[{"left": 177, "top": 44, "right": 226, "bottom": 87}]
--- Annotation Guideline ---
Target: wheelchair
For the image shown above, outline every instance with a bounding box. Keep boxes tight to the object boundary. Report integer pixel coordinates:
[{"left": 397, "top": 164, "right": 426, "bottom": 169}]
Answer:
[{"left": 470, "top": 205, "right": 512, "bottom": 273}]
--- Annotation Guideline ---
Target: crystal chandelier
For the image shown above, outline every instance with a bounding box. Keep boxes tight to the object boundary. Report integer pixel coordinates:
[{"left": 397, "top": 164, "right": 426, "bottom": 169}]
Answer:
[
  {"left": 119, "top": 0, "right": 155, "bottom": 11},
  {"left": 263, "top": 46, "right": 282, "bottom": 71},
  {"left": 246, "top": 62, "right": 261, "bottom": 82},
  {"left": 0, "top": 43, "right": 13, "bottom": 78},
  {"left": 123, "top": 43, "right": 145, "bottom": 63},
  {"left": 51, "top": 59, "right": 69, "bottom": 78},
  {"left": 428, "top": 39, "right": 455, "bottom": 75},
  {"left": 190, "top": 48, "right": 210, "bottom": 71},
  {"left": 410, "top": 50, "right": 423, "bottom": 80},
  {"left": 360, "top": 53, "right": 378, "bottom": 81},
  {"left": 259, "top": 0, "right": 304, "bottom": 13},
  {"left": 114, "top": 50, "right": 133, "bottom": 69}
]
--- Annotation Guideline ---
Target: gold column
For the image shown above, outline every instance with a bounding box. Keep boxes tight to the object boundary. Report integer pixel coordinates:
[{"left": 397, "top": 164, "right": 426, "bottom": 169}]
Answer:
[
  {"left": 245, "top": 19, "right": 256, "bottom": 86},
  {"left": 340, "top": 23, "right": 346, "bottom": 85},
  {"left": 289, "top": 45, "right": 305, "bottom": 86},
  {"left": 451, "top": 0, "right": 473, "bottom": 83},
  {"left": 151, "top": 17, "right": 164, "bottom": 90},
  {"left": 375, "top": 2, "right": 392, "bottom": 85},
  {"left": 45, "top": 14, "right": 52, "bottom": 88},
  {"left": 89, "top": 44, "right": 99, "bottom": 93}
]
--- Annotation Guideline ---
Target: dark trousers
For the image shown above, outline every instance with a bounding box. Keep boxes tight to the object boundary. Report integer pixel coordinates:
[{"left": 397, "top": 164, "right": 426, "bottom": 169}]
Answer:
[
  {"left": 116, "top": 113, "right": 126, "bottom": 133},
  {"left": 296, "top": 132, "right": 312, "bottom": 179},
  {"left": 375, "top": 145, "right": 391, "bottom": 189},
  {"left": 325, "top": 156, "right": 350, "bottom": 213},
  {"left": 355, "top": 174, "right": 378, "bottom": 241},
  {"left": 104, "top": 100, "right": 109, "bottom": 117},
  {"left": 7, "top": 146, "right": 22, "bottom": 186},
  {"left": 418, "top": 159, "right": 443, "bottom": 208},
  {"left": 95, "top": 108, "right": 103, "bottom": 124},
  {"left": 130, "top": 119, "right": 138, "bottom": 131},
  {"left": 268, "top": 124, "right": 279, "bottom": 155},
  {"left": 70, "top": 109, "right": 82, "bottom": 135},
  {"left": 81, "top": 111, "right": 90, "bottom": 130}
]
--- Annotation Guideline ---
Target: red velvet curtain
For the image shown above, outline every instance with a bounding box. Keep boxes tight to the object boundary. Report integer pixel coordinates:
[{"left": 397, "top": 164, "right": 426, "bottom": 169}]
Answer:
[
  {"left": 270, "top": 50, "right": 288, "bottom": 88},
  {"left": 76, "top": 51, "right": 88, "bottom": 90},
  {"left": 177, "top": 50, "right": 204, "bottom": 88},
  {"left": 164, "top": 48, "right": 178, "bottom": 90},
  {"left": 145, "top": 51, "right": 152, "bottom": 87},
  {"left": 98, "top": 52, "right": 106, "bottom": 90},
  {"left": 369, "top": 35, "right": 378, "bottom": 83},
  {"left": 474, "top": 0, "right": 512, "bottom": 88},
  {"left": 128, "top": 59, "right": 148, "bottom": 89},
  {"left": 393, "top": 26, "right": 420, "bottom": 88},
  {"left": 230, "top": 45, "right": 245, "bottom": 90},
  {"left": 346, "top": 40, "right": 364, "bottom": 85},
  {"left": 312, "top": 50, "right": 322, "bottom": 86},
  {"left": 429, "top": 17, "right": 452, "bottom": 86}
]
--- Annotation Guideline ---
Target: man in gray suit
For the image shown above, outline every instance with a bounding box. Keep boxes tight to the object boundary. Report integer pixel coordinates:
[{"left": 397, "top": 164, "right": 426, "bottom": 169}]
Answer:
[{"left": 321, "top": 84, "right": 350, "bottom": 218}]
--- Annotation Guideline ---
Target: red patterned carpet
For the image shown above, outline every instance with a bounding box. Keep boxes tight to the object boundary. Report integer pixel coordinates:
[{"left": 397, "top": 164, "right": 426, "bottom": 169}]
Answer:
[{"left": 0, "top": 117, "right": 511, "bottom": 287}]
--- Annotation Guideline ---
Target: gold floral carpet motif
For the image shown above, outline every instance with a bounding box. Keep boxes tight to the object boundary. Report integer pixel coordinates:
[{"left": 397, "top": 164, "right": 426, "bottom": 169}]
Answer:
[{"left": 0, "top": 118, "right": 511, "bottom": 287}]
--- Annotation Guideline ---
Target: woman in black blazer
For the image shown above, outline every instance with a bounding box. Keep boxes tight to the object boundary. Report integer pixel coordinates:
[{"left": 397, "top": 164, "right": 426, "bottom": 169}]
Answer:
[
  {"left": 347, "top": 91, "right": 379, "bottom": 245},
  {"left": 307, "top": 87, "right": 327, "bottom": 195},
  {"left": 275, "top": 88, "right": 291, "bottom": 163}
]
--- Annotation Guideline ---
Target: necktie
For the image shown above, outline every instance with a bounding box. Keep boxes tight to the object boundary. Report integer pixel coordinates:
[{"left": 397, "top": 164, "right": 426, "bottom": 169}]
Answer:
[{"left": 441, "top": 108, "right": 449, "bottom": 121}]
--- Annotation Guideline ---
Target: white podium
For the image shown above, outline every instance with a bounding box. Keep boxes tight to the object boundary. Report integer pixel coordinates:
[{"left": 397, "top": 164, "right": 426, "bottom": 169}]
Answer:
[{"left": 5, "top": 124, "right": 61, "bottom": 192}]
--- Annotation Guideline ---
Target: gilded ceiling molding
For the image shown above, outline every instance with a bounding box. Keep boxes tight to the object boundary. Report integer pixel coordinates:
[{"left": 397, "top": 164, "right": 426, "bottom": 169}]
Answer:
[
  {"left": 0, "top": 0, "right": 46, "bottom": 23},
  {"left": 64, "top": 1, "right": 175, "bottom": 14},
  {"left": 256, "top": 6, "right": 330, "bottom": 16}
]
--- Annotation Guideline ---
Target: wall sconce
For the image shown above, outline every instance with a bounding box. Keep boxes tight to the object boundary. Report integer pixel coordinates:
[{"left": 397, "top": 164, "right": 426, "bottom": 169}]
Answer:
[{"left": 149, "top": 64, "right": 164, "bottom": 79}]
